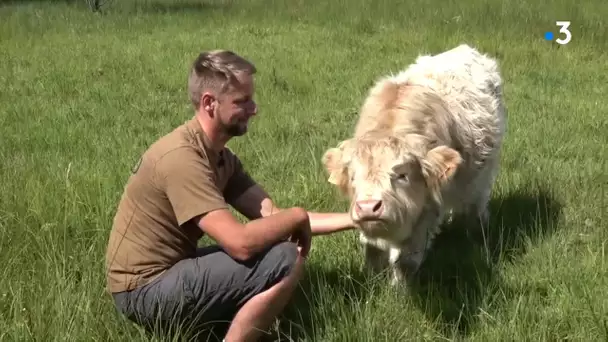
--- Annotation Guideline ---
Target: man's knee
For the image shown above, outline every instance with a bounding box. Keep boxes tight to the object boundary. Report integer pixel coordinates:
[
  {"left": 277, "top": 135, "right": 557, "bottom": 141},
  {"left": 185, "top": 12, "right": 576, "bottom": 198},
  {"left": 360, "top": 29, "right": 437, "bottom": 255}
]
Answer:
[{"left": 263, "top": 241, "right": 300, "bottom": 284}]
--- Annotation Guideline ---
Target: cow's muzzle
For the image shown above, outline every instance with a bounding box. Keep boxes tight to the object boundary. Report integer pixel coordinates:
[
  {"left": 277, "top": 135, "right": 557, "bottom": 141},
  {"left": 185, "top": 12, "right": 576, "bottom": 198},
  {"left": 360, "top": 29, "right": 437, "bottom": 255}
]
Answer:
[{"left": 354, "top": 199, "right": 384, "bottom": 221}]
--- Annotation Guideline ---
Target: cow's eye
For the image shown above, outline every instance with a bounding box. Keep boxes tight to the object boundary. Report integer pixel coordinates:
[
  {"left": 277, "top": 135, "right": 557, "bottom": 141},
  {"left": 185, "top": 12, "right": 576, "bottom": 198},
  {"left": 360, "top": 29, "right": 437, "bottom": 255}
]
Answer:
[{"left": 393, "top": 173, "right": 409, "bottom": 183}]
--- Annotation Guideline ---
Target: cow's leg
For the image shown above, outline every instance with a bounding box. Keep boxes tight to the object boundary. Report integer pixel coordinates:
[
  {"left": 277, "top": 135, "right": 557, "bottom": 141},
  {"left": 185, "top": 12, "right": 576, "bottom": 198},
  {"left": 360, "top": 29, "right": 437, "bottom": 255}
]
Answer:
[
  {"left": 477, "top": 163, "right": 499, "bottom": 229},
  {"left": 391, "top": 248, "right": 426, "bottom": 287},
  {"left": 465, "top": 198, "right": 489, "bottom": 232},
  {"left": 466, "top": 160, "right": 498, "bottom": 233},
  {"left": 390, "top": 220, "right": 437, "bottom": 287},
  {"left": 363, "top": 242, "right": 390, "bottom": 277}
]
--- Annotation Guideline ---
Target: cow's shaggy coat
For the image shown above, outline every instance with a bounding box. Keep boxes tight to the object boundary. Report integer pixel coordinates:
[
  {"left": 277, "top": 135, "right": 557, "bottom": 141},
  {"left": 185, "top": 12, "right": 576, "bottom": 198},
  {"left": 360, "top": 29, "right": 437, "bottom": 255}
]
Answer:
[{"left": 322, "top": 44, "right": 507, "bottom": 285}]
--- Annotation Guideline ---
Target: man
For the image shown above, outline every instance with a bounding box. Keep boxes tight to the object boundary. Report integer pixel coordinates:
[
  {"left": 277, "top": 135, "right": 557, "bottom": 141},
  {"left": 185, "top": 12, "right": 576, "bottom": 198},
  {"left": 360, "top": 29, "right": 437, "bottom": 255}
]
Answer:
[{"left": 105, "top": 50, "right": 354, "bottom": 342}]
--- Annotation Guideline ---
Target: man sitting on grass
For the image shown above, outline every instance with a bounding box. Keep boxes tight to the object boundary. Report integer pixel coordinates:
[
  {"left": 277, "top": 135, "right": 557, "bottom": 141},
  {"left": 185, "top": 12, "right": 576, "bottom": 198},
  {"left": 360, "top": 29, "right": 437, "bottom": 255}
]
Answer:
[{"left": 105, "top": 49, "right": 354, "bottom": 341}]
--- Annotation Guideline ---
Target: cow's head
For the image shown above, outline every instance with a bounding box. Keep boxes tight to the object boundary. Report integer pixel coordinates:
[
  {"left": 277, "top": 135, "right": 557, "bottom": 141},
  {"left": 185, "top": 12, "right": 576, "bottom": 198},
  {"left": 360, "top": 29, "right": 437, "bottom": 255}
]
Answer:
[{"left": 322, "top": 131, "right": 462, "bottom": 240}]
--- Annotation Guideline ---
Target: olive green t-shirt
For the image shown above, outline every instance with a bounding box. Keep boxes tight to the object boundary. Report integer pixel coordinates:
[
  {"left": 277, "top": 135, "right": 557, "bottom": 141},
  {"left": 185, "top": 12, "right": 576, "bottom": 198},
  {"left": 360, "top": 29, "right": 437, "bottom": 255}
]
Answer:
[{"left": 105, "top": 117, "right": 256, "bottom": 293}]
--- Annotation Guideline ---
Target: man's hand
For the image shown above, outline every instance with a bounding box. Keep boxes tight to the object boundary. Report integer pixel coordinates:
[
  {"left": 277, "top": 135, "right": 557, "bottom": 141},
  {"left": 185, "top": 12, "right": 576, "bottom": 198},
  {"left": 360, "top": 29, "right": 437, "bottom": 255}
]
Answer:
[
  {"left": 259, "top": 201, "right": 311, "bottom": 257},
  {"left": 289, "top": 220, "right": 312, "bottom": 258},
  {"left": 229, "top": 184, "right": 354, "bottom": 237}
]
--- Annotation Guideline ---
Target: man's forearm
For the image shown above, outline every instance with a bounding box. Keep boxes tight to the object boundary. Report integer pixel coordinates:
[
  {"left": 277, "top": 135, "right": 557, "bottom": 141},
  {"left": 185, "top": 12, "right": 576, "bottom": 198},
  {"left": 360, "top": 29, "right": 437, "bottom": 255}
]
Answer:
[
  {"left": 243, "top": 207, "right": 309, "bottom": 254},
  {"left": 307, "top": 212, "right": 354, "bottom": 236},
  {"left": 262, "top": 203, "right": 354, "bottom": 236}
]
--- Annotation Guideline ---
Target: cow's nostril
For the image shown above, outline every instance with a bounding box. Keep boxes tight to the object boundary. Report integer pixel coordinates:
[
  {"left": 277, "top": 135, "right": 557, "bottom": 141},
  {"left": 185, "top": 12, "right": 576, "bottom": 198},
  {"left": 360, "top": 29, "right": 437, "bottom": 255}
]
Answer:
[{"left": 373, "top": 201, "right": 383, "bottom": 212}]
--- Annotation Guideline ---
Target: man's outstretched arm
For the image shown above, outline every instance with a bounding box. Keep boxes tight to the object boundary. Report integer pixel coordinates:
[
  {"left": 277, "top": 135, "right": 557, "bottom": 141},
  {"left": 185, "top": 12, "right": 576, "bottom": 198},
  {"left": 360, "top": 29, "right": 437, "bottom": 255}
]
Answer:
[
  {"left": 229, "top": 184, "right": 354, "bottom": 236},
  {"left": 300, "top": 211, "right": 354, "bottom": 236}
]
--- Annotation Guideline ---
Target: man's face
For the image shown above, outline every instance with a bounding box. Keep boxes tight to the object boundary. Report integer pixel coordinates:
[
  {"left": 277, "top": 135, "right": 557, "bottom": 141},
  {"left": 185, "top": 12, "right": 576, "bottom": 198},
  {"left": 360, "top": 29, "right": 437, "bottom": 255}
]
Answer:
[{"left": 214, "top": 73, "right": 257, "bottom": 137}]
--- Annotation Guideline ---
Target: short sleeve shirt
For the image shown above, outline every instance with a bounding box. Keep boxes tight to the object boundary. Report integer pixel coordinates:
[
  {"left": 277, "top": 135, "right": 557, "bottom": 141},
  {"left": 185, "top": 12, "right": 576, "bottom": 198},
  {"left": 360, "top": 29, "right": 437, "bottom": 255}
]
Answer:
[{"left": 105, "top": 117, "right": 256, "bottom": 293}]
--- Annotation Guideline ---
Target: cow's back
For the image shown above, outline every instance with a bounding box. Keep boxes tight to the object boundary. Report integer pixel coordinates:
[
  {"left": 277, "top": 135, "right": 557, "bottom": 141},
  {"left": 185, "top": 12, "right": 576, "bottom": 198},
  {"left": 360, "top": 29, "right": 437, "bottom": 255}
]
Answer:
[{"left": 407, "top": 44, "right": 507, "bottom": 214}]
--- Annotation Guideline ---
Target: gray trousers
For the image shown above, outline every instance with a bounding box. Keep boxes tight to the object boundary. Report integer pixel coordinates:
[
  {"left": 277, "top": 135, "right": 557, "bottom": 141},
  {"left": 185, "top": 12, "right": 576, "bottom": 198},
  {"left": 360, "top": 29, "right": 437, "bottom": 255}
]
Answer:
[{"left": 112, "top": 241, "right": 298, "bottom": 338}]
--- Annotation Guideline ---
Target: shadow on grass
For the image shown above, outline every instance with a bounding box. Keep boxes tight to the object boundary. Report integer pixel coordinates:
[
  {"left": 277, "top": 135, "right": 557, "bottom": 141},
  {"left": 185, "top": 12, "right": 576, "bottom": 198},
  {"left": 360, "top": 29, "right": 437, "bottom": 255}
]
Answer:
[
  {"left": 407, "top": 184, "right": 563, "bottom": 337},
  {"left": 254, "top": 185, "right": 564, "bottom": 341}
]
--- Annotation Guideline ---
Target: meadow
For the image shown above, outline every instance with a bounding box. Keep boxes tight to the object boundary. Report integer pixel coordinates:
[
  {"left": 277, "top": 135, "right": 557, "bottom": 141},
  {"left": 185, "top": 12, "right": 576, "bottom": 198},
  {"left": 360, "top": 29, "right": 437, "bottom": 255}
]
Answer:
[{"left": 1, "top": 0, "right": 607, "bottom": 340}]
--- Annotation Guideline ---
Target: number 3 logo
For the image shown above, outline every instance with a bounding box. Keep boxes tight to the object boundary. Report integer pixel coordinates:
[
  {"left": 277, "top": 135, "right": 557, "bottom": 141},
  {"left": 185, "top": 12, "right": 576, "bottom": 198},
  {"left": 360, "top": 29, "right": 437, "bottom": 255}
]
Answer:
[{"left": 555, "top": 21, "right": 572, "bottom": 45}]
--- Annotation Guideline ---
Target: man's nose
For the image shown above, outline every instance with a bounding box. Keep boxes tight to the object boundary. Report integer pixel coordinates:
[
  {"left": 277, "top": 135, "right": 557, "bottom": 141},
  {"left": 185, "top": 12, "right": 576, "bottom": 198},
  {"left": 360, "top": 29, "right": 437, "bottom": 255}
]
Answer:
[{"left": 354, "top": 199, "right": 384, "bottom": 219}]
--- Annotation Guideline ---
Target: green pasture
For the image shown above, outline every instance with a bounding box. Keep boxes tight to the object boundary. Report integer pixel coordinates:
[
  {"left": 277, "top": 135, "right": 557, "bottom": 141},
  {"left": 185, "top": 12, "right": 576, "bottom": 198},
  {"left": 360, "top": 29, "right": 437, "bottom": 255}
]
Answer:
[{"left": 1, "top": 0, "right": 606, "bottom": 340}]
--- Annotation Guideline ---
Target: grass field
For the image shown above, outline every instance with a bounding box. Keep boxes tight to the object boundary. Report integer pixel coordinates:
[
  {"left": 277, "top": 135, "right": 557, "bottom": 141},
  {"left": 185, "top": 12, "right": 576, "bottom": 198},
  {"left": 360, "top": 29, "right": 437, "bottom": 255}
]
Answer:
[{"left": 1, "top": 0, "right": 607, "bottom": 340}]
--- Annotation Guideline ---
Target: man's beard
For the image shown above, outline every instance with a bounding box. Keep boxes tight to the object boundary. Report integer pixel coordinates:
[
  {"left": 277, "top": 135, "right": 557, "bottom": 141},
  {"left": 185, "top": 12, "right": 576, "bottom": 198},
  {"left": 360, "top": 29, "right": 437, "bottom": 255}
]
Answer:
[{"left": 220, "top": 118, "right": 248, "bottom": 137}]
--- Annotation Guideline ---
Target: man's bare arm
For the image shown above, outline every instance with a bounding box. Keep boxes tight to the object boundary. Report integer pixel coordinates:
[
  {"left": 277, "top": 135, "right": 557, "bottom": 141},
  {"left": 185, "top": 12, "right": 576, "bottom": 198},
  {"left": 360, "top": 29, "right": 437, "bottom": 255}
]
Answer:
[
  {"left": 229, "top": 184, "right": 276, "bottom": 220},
  {"left": 193, "top": 207, "right": 309, "bottom": 261},
  {"left": 230, "top": 184, "right": 354, "bottom": 236},
  {"left": 305, "top": 212, "right": 354, "bottom": 236}
]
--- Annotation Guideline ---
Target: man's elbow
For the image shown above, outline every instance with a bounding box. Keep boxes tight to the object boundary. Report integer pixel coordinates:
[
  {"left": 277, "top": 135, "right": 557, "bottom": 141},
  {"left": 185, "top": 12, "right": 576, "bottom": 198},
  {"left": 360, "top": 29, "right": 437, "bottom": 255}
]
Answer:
[
  {"left": 290, "top": 207, "right": 309, "bottom": 224},
  {"left": 224, "top": 233, "right": 267, "bottom": 262},
  {"left": 224, "top": 243, "right": 255, "bottom": 262}
]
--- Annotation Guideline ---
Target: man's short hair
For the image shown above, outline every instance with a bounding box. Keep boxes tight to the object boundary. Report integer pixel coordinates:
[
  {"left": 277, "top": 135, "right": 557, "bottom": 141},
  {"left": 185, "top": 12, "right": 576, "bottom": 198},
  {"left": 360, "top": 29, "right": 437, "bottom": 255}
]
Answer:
[{"left": 188, "top": 50, "right": 257, "bottom": 111}]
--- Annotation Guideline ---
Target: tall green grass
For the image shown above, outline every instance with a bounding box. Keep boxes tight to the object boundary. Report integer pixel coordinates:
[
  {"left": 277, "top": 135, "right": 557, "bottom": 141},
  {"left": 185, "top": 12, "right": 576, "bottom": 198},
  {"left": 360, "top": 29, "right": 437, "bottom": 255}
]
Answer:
[{"left": 1, "top": 0, "right": 606, "bottom": 340}]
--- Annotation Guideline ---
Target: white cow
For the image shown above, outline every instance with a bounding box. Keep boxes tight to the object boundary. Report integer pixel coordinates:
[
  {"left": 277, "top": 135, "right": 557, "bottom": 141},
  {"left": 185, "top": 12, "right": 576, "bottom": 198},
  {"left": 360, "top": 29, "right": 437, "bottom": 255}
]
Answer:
[{"left": 322, "top": 44, "right": 507, "bottom": 285}]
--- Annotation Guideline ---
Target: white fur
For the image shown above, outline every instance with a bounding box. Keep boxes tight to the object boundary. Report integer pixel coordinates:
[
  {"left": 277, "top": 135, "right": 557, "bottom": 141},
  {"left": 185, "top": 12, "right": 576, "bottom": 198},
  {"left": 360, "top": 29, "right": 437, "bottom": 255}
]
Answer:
[{"left": 326, "top": 44, "right": 507, "bottom": 285}]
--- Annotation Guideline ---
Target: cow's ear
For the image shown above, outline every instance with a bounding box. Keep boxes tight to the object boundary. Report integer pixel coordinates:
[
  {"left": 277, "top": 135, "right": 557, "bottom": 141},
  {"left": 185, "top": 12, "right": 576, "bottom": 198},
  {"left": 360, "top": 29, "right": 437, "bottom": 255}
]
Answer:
[
  {"left": 422, "top": 145, "right": 462, "bottom": 187},
  {"left": 322, "top": 140, "right": 351, "bottom": 194}
]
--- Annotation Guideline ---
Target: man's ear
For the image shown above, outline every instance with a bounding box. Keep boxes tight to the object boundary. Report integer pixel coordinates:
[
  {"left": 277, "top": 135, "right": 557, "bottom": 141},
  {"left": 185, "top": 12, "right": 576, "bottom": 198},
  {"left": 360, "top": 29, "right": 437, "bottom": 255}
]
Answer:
[
  {"left": 321, "top": 140, "right": 351, "bottom": 193},
  {"left": 421, "top": 145, "right": 462, "bottom": 187},
  {"left": 201, "top": 92, "right": 216, "bottom": 113}
]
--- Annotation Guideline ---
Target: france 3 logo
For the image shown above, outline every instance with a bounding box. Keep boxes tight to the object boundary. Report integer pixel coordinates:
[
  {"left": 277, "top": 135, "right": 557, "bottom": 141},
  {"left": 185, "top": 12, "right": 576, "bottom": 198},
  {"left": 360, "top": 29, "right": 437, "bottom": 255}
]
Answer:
[{"left": 544, "top": 21, "right": 572, "bottom": 45}]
